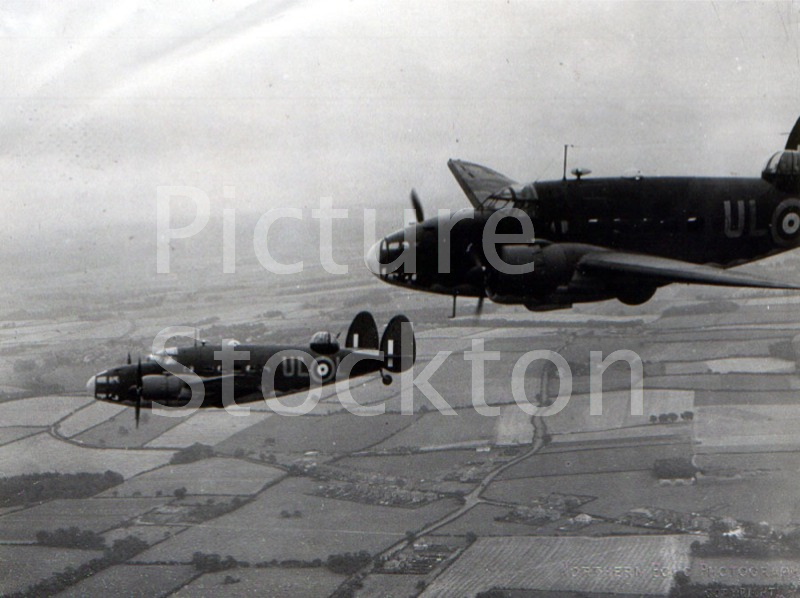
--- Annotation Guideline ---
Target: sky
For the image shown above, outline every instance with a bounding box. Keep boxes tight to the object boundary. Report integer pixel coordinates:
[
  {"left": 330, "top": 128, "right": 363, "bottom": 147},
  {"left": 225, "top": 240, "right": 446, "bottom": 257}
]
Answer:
[{"left": 1, "top": 0, "right": 799, "bottom": 242}]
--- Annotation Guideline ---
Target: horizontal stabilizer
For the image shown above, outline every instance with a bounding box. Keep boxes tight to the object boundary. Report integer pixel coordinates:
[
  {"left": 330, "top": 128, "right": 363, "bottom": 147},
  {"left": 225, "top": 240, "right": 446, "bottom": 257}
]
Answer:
[{"left": 579, "top": 251, "right": 800, "bottom": 290}]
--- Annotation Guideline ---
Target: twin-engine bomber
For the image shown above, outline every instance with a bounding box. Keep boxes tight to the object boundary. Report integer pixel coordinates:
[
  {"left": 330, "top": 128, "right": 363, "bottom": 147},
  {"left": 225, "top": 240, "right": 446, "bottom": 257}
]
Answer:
[
  {"left": 367, "top": 117, "right": 800, "bottom": 316},
  {"left": 87, "top": 312, "right": 415, "bottom": 425}
]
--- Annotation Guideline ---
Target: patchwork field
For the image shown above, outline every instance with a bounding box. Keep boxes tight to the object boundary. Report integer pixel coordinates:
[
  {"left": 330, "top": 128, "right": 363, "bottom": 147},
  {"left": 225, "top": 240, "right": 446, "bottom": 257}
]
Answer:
[
  {"left": 421, "top": 535, "right": 696, "bottom": 597},
  {"left": 0, "top": 497, "right": 169, "bottom": 542},
  {"left": 0, "top": 395, "right": 92, "bottom": 426},
  {"left": 59, "top": 564, "right": 197, "bottom": 598},
  {"left": 215, "top": 411, "right": 421, "bottom": 456},
  {"left": 498, "top": 442, "right": 693, "bottom": 481},
  {"left": 145, "top": 410, "right": 272, "bottom": 448},
  {"left": 545, "top": 389, "right": 695, "bottom": 435},
  {"left": 173, "top": 567, "right": 345, "bottom": 597},
  {"left": 0, "top": 545, "right": 103, "bottom": 595},
  {"left": 694, "top": 404, "right": 800, "bottom": 450},
  {"left": 138, "top": 477, "right": 461, "bottom": 563},
  {"left": 98, "top": 458, "right": 284, "bottom": 497},
  {"left": 0, "top": 432, "right": 174, "bottom": 478},
  {"left": 486, "top": 469, "right": 800, "bottom": 525}
]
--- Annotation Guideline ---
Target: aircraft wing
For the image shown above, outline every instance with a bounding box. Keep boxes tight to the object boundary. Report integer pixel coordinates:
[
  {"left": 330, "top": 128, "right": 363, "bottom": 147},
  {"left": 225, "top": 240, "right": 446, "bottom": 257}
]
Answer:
[
  {"left": 578, "top": 251, "right": 800, "bottom": 290},
  {"left": 447, "top": 159, "right": 518, "bottom": 207}
]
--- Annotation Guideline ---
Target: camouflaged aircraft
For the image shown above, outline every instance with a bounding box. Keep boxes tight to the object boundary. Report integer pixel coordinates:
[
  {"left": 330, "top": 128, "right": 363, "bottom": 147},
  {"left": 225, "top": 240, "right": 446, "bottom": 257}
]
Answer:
[
  {"left": 367, "top": 118, "right": 800, "bottom": 316},
  {"left": 87, "top": 312, "right": 415, "bottom": 425}
]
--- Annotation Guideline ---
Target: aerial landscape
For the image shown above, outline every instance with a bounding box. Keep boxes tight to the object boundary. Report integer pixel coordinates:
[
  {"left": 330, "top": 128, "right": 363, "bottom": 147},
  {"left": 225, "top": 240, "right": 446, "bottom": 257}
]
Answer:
[
  {"left": 3, "top": 224, "right": 800, "bottom": 596},
  {"left": 3, "top": 1, "right": 800, "bottom": 597}
]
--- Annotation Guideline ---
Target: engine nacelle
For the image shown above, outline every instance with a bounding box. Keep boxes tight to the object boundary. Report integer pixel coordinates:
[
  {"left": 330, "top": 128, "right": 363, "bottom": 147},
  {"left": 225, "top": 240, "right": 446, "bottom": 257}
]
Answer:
[
  {"left": 485, "top": 244, "right": 573, "bottom": 301},
  {"left": 141, "top": 375, "right": 186, "bottom": 402}
]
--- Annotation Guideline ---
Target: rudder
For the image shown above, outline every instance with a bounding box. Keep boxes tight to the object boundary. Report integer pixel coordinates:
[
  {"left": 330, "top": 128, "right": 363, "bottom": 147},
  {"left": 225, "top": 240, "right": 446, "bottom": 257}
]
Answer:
[
  {"left": 379, "top": 315, "right": 415, "bottom": 373},
  {"left": 345, "top": 311, "right": 379, "bottom": 350}
]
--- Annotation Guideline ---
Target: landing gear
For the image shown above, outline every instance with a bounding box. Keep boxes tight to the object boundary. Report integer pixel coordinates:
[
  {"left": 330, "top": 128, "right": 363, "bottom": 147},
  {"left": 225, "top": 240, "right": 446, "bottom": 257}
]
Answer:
[{"left": 381, "top": 373, "right": 393, "bottom": 386}]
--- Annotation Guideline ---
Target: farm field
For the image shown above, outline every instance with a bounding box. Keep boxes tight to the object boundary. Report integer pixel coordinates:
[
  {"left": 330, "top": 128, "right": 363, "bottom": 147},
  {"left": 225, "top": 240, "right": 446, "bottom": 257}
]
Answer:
[
  {"left": 137, "top": 477, "right": 462, "bottom": 563},
  {"left": 73, "top": 409, "right": 183, "bottom": 448},
  {"left": 371, "top": 409, "right": 499, "bottom": 451},
  {"left": 57, "top": 401, "right": 126, "bottom": 438},
  {"left": 356, "top": 573, "right": 429, "bottom": 598},
  {"left": 98, "top": 458, "right": 284, "bottom": 497},
  {"left": 336, "top": 449, "right": 484, "bottom": 480},
  {"left": 544, "top": 389, "right": 695, "bottom": 435},
  {"left": 0, "top": 426, "right": 47, "bottom": 447},
  {"left": 0, "top": 432, "right": 174, "bottom": 478},
  {"left": 0, "top": 545, "right": 103, "bottom": 595},
  {"left": 693, "top": 404, "right": 800, "bottom": 449},
  {"left": 214, "top": 411, "right": 420, "bottom": 456},
  {"left": 174, "top": 567, "right": 345, "bottom": 597},
  {"left": 420, "top": 535, "right": 696, "bottom": 597},
  {"left": 144, "top": 410, "right": 272, "bottom": 448},
  {"left": 59, "top": 564, "right": 197, "bottom": 598},
  {"left": 497, "top": 442, "right": 692, "bottom": 481},
  {"left": 433, "top": 503, "right": 538, "bottom": 538},
  {"left": 694, "top": 450, "right": 800, "bottom": 472},
  {"left": 485, "top": 469, "right": 800, "bottom": 525},
  {"left": 0, "top": 497, "right": 169, "bottom": 542},
  {"left": 0, "top": 395, "right": 92, "bottom": 426}
]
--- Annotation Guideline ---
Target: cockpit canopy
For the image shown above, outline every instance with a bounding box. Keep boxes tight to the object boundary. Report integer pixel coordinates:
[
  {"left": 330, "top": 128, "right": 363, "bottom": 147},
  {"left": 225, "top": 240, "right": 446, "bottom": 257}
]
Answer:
[
  {"left": 481, "top": 182, "right": 538, "bottom": 210},
  {"left": 309, "top": 331, "right": 339, "bottom": 355},
  {"left": 762, "top": 150, "right": 800, "bottom": 191}
]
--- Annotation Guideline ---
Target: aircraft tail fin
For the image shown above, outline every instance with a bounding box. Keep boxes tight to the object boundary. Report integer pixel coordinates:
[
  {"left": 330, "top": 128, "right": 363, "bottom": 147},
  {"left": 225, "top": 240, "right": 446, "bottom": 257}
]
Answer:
[
  {"left": 379, "top": 315, "right": 416, "bottom": 373},
  {"left": 345, "top": 311, "right": 379, "bottom": 350}
]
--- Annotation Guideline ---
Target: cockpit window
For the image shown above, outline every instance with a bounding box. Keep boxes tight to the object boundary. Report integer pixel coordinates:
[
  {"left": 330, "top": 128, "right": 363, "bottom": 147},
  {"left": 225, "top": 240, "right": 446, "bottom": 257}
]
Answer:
[{"left": 481, "top": 183, "right": 538, "bottom": 210}]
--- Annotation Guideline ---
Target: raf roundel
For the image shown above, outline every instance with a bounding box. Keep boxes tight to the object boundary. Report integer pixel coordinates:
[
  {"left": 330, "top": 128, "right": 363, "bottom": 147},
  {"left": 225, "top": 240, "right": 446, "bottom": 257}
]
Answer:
[
  {"left": 310, "top": 356, "right": 336, "bottom": 384},
  {"left": 771, "top": 198, "right": 800, "bottom": 247}
]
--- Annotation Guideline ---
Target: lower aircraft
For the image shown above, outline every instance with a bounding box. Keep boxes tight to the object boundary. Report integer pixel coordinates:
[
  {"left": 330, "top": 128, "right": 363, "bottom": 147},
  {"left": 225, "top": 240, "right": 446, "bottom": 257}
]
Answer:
[
  {"left": 86, "top": 312, "right": 415, "bottom": 425},
  {"left": 367, "top": 117, "right": 800, "bottom": 316}
]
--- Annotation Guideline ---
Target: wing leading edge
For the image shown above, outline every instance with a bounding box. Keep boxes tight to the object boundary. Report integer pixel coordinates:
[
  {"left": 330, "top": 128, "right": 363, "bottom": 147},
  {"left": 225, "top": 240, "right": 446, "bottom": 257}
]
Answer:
[{"left": 578, "top": 251, "right": 800, "bottom": 290}]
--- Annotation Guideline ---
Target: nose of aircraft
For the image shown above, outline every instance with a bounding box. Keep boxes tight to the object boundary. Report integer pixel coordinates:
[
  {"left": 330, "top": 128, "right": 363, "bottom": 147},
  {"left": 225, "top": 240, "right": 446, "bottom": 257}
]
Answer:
[
  {"left": 365, "top": 238, "right": 383, "bottom": 276},
  {"left": 85, "top": 375, "right": 97, "bottom": 397}
]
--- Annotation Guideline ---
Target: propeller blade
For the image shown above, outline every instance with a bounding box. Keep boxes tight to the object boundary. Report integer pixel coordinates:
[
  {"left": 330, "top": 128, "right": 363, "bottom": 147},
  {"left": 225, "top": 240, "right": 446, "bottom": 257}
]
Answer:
[
  {"left": 475, "top": 296, "right": 485, "bottom": 316},
  {"left": 410, "top": 189, "right": 424, "bottom": 223},
  {"left": 787, "top": 117, "right": 800, "bottom": 151},
  {"left": 135, "top": 358, "right": 143, "bottom": 428}
]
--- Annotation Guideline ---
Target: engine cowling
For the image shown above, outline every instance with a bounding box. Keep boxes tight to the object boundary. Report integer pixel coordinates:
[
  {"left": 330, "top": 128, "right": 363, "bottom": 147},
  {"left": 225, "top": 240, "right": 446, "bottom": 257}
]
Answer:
[
  {"left": 485, "top": 244, "right": 573, "bottom": 302},
  {"left": 141, "top": 374, "right": 185, "bottom": 401}
]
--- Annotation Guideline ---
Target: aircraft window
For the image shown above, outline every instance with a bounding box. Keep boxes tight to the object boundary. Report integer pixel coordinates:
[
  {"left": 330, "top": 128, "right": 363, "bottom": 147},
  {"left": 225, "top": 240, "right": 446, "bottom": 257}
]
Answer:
[{"left": 687, "top": 216, "right": 704, "bottom": 232}]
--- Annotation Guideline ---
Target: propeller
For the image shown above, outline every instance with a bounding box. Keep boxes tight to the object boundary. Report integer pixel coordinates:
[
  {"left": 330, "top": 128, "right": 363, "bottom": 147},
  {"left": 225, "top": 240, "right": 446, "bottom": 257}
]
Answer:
[
  {"left": 466, "top": 243, "right": 488, "bottom": 316},
  {"left": 410, "top": 189, "right": 424, "bottom": 223},
  {"left": 135, "top": 357, "right": 143, "bottom": 428},
  {"left": 475, "top": 296, "right": 485, "bottom": 316}
]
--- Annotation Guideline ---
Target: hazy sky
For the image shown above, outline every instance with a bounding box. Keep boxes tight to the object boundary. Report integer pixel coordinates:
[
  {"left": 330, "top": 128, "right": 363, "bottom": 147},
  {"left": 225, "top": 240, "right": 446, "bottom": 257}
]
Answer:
[{"left": 1, "top": 0, "right": 799, "bottom": 240}]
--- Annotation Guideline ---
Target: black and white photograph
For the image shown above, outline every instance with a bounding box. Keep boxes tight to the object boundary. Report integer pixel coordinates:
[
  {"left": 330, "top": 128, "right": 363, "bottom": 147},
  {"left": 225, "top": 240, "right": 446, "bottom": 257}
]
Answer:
[{"left": 2, "top": 1, "right": 800, "bottom": 596}]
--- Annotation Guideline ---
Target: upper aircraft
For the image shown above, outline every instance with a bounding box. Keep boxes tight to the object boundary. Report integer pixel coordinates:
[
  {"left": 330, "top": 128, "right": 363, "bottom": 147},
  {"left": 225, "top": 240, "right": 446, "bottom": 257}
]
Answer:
[
  {"left": 367, "top": 118, "right": 800, "bottom": 316},
  {"left": 87, "top": 312, "right": 415, "bottom": 425}
]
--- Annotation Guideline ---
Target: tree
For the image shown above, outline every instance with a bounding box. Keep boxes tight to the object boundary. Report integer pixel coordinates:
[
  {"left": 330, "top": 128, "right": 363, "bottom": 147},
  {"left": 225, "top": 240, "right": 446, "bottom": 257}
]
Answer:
[
  {"left": 465, "top": 531, "right": 478, "bottom": 545},
  {"left": 174, "top": 487, "right": 188, "bottom": 499},
  {"left": 649, "top": 415, "right": 658, "bottom": 424}
]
